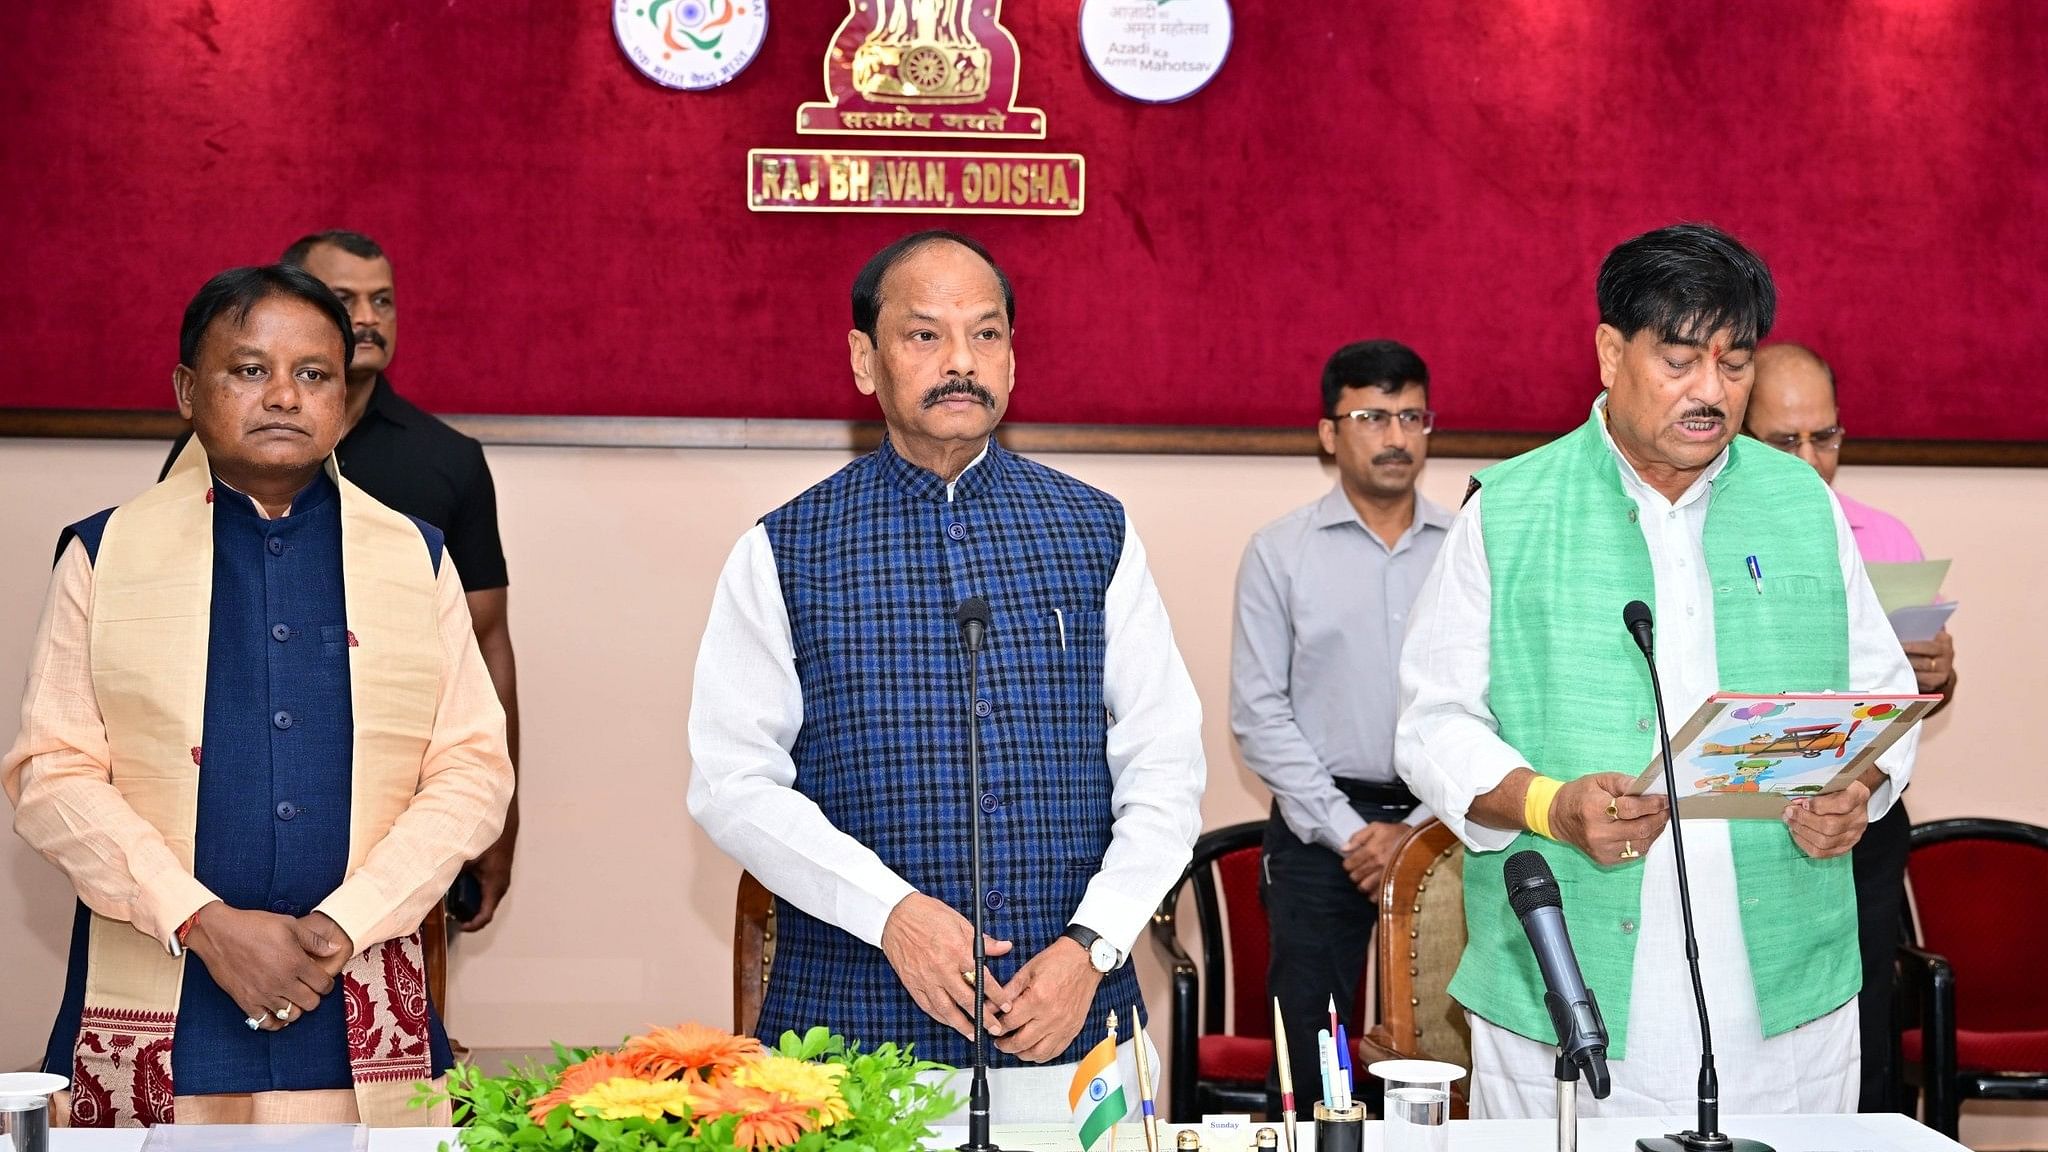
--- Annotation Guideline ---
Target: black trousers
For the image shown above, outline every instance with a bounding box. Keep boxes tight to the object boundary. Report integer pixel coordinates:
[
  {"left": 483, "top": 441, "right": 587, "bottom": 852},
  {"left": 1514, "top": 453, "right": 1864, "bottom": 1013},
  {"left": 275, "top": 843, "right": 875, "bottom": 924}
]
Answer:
[
  {"left": 1260, "top": 787, "right": 1416, "bottom": 1114},
  {"left": 1853, "top": 801, "right": 1912, "bottom": 1112}
]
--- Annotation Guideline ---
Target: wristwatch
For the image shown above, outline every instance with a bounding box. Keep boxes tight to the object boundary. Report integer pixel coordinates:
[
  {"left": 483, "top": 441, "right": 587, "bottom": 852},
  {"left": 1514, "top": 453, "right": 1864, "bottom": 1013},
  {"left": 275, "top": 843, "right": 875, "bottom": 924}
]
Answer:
[{"left": 1062, "top": 924, "right": 1119, "bottom": 974}]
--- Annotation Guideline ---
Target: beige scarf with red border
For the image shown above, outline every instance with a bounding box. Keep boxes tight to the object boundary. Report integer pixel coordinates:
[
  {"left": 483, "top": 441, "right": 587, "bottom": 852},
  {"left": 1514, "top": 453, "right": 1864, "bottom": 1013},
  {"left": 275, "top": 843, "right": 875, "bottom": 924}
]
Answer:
[{"left": 71, "top": 439, "right": 441, "bottom": 1127}]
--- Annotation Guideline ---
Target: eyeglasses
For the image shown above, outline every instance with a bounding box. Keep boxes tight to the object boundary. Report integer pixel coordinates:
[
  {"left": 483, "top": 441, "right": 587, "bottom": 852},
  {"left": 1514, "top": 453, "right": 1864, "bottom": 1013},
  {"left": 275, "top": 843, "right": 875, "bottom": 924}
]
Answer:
[
  {"left": 1332, "top": 408, "right": 1435, "bottom": 433},
  {"left": 1757, "top": 426, "right": 1845, "bottom": 454}
]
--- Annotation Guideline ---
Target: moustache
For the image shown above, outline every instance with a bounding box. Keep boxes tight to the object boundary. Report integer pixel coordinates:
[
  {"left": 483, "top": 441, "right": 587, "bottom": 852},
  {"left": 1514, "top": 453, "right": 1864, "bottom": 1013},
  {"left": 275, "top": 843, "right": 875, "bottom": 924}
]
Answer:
[
  {"left": 353, "top": 329, "right": 387, "bottom": 349},
  {"left": 1373, "top": 450, "right": 1414, "bottom": 466},
  {"left": 920, "top": 380, "right": 996, "bottom": 410},
  {"left": 1680, "top": 405, "right": 1727, "bottom": 423}
]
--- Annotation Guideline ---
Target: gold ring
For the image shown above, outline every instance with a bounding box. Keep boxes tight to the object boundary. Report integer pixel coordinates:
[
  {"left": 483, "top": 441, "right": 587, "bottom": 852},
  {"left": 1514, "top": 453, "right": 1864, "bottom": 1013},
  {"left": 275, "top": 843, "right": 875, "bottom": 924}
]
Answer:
[
  {"left": 961, "top": 970, "right": 976, "bottom": 985},
  {"left": 1621, "top": 840, "right": 1640, "bottom": 859},
  {"left": 1607, "top": 799, "right": 1621, "bottom": 822}
]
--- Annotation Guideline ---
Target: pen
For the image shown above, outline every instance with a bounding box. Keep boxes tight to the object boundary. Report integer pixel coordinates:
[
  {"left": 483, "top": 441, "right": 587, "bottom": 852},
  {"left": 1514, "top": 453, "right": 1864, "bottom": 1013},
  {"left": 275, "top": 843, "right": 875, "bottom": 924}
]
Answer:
[
  {"left": 1131, "top": 1005, "right": 1158, "bottom": 1152},
  {"left": 1271, "top": 999, "right": 1296, "bottom": 1152},
  {"left": 1316, "top": 1029, "right": 1336, "bottom": 1108},
  {"left": 1334, "top": 1022, "right": 1353, "bottom": 1111},
  {"left": 1745, "top": 554, "right": 1764, "bottom": 595}
]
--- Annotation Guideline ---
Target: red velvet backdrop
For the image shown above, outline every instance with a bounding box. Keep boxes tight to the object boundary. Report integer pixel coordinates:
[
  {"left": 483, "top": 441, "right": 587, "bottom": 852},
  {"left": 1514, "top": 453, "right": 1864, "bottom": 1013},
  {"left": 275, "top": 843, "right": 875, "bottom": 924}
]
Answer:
[{"left": 2, "top": 2, "right": 2043, "bottom": 437}]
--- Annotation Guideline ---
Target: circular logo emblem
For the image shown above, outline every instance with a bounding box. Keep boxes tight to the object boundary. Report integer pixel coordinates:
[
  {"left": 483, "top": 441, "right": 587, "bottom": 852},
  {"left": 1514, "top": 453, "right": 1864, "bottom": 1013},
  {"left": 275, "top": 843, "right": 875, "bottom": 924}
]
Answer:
[
  {"left": 1079, "top": 0, "right": 1232, "bottom": 104},
  {"left": 614, "top": 0, "right": 769, "bottom": 91},
  {"left": 1088, "top": 1077, "right": 1109, "bottom": 1102}
]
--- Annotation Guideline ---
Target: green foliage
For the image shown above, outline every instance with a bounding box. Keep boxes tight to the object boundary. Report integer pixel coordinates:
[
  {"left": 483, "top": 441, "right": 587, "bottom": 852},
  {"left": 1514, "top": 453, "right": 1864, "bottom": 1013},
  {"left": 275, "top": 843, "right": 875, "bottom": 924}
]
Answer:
[{"left": 421, "top": 1028, "right": 959, "bottom": 1152}]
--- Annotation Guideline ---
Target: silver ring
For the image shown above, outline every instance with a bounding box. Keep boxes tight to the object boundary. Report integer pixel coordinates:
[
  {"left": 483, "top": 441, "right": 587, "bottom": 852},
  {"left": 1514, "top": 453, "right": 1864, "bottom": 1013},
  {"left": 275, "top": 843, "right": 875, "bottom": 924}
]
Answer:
[
  {"left": 245, "top": 1014, "right": 266, "bottom": 1030},
  {"left": 275, "top": 1004, "right": 294, "bottom": 1021}
]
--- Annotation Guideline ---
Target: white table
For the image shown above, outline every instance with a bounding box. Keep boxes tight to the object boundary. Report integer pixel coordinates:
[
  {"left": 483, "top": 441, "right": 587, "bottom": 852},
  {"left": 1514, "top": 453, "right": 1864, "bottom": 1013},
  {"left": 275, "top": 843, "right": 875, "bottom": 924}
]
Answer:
[
  {"left": 42, "top": 1114, "right": 1967, "bottom": 1151},
  {"left": 934, "top": 1116, "right": 1966, "bottom": 1152},
  {"left": 45, "top": 1133, "right": 460, "bottom": 1151}
]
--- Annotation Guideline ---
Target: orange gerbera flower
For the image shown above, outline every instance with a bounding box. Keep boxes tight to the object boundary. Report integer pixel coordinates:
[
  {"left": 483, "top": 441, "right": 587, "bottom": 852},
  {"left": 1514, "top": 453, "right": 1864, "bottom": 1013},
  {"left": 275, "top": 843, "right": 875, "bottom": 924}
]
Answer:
[
  {"left": 624, "top": 1022, "right": 765, "bottom": 1080},
  {"left": 526, "top": 1052, "right": 645, "bottom": 1123},
  {"left": 687, "top": 1078, "right": 821, "bottom": 1150}
]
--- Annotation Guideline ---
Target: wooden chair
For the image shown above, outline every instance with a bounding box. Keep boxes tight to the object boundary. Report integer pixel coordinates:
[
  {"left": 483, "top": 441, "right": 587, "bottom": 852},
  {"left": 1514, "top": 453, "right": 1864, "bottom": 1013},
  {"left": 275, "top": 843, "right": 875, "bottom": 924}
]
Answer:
[
  {"left": 733, "top": 872, "right": 777, "bottom": 1036},
  {"left": 423, "top": 903, "right": 449, "bottom": 1020},
  {"left": 1356, "top": 819, "right": 1471, "bottom": 1118},
  {"left": 1897, "top": 818, "right": 2048, "bottom": 1139}
]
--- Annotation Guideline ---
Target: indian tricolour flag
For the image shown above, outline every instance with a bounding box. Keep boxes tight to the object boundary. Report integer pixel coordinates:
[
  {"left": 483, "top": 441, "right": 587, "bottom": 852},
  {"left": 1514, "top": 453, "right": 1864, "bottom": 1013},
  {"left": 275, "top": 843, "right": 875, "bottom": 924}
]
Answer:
[{"left": 1068, "top": 1032, "right": 1127, "bottom": 1152}]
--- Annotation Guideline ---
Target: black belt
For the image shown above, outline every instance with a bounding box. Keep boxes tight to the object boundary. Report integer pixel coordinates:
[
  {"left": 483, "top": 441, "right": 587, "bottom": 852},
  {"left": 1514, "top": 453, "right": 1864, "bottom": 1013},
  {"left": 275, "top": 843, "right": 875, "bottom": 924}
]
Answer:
[{"left": 1335, "top": 777, "right": 1419, "bottom": 808}]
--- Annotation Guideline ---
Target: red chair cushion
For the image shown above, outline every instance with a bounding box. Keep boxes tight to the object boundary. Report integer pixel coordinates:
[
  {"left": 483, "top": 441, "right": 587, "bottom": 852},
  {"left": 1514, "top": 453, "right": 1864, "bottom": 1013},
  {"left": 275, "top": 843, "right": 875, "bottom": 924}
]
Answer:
[
  {"left": 1198, "top": 1033, "right": 1274, "bottom": 1084},
  {"left": 1910, "top": 838, "right": 2048, "bottom": 1032},
  {"left": 1215, "top": 846, "right": 1273, "bottom": 1039},
  {"left": 1902, "top": 1027, "right": 2048, "bottom": 1072}
]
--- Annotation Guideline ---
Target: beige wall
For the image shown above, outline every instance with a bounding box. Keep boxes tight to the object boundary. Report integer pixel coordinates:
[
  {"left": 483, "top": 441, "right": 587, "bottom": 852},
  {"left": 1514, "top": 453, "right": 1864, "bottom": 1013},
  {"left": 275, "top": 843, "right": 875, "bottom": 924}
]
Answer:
[{"left": 1, "top": 437, "right": 2043, "bottom": 1145}]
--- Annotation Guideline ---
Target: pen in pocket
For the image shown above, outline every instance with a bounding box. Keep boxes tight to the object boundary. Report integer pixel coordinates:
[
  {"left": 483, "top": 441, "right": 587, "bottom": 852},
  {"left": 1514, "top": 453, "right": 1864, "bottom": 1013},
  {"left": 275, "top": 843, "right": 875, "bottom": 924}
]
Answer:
[{"left": 1053, "top": 608, "right": 1067, "bottom": 651}]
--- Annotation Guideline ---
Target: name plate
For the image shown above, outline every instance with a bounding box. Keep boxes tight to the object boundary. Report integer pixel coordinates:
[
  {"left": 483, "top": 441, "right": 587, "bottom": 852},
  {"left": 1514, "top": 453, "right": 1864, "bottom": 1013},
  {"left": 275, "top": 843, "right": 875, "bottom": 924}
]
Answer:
[{"left": 747, "top": 150, "right": 1084, "bottom": 215}]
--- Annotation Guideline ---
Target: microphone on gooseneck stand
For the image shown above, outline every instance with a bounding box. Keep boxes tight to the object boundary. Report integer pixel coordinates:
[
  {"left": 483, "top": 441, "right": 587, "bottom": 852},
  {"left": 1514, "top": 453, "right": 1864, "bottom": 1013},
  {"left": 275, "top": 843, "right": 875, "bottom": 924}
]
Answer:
[
  {"left": 954, "top": 597, "right": 1004, "bottom": 1152},
  {"left": 1623, "top": 601, "right": 1773, "bottom": 1152},
  {"left": 1504, "top": 850, "right": 1613, "bottom": 1101}
]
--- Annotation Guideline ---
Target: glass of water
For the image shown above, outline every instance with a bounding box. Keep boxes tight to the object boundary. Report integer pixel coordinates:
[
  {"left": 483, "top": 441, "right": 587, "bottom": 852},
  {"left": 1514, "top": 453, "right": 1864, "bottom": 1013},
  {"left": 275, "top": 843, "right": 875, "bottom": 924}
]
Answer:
[
  {"left": 0, "top": 1071, "right": 66, "bottom": 1152},
  {"left": 1368, "top": 1059, "right": 1464, "bottom": 1152}
]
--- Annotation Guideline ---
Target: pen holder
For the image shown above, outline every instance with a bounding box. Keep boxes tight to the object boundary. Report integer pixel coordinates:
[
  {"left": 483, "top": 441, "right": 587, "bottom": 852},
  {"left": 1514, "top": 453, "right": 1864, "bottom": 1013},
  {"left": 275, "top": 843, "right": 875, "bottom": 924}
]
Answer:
[{"left": 1312, "top": 1102, "right": 1363, "bottom": 1152}]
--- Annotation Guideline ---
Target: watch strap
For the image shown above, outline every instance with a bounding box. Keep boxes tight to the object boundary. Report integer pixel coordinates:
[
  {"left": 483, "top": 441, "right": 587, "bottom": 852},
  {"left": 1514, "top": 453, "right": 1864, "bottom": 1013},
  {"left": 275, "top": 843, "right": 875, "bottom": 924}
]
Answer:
[{"left": 1062, "top": 924, "right": 1103, "bottom": 951}]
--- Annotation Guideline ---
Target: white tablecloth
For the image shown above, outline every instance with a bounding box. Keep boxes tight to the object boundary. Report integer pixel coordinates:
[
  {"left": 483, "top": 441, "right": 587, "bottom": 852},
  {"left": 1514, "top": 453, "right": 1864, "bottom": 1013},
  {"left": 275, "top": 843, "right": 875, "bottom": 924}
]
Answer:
[
  {"left": 945, "top": 1116, "right": 1964, "bottom": 1152},
  {"left": 43, "top": 1113, "right": 1966, "bottom": 1152}
]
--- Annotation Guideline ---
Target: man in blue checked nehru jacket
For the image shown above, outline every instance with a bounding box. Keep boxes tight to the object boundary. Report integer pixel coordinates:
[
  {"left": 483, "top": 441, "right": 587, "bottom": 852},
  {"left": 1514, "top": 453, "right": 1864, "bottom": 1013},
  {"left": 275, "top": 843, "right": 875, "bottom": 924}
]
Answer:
[{"left": 689, "top": 231, "right": 1206, "bottom": 1121}]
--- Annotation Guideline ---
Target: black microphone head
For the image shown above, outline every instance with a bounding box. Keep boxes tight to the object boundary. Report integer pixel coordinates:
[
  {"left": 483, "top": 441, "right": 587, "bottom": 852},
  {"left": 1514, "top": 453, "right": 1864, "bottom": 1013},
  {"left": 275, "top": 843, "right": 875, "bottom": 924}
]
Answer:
[
  {"left": 1504, "top": 849, "right": 1562, "bottom": 918},
  {"left": 1622, "top": 600, "right": 1654, "bottom": 657},
  {"left": 955, "top": 596, "right": 992, "bottom": 630}
]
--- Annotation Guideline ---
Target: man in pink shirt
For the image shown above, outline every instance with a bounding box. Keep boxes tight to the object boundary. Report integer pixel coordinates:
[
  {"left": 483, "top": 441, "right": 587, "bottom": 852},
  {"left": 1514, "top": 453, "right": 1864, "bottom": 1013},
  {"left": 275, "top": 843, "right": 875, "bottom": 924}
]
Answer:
[{"left": 1746, "top": 341, "right": 1956, "bottom": 1115}]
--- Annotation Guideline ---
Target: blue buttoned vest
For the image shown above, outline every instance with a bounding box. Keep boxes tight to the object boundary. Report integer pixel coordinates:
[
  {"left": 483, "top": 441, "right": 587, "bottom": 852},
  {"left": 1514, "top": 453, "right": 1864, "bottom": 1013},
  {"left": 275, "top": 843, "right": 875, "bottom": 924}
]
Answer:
[
  {"left": 758, "top": 437, "right": 1144, "bottom": 1067},
  {"left": 44, "top": 473, "right": 454, "bottom": 1093}
]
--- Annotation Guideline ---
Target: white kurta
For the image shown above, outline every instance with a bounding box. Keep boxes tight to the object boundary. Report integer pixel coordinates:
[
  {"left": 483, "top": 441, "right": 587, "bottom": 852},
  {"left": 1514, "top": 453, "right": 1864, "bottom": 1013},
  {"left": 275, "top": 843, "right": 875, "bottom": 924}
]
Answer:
[{"left": 1395, "top": 407, "right": 1918, "bottom": 1119}]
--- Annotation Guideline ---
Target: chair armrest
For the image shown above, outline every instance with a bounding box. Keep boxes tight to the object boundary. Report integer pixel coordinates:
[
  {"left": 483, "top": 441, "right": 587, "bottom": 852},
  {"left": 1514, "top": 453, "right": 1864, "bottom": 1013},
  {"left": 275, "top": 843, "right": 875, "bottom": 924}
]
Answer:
[
  {"left": 1897, "top": 942, "right": 1956, "bottom": 1042},
  {"left": 1150, "top": 908, "right": 1200, "bottom": 1122},
  {"left": 1149, "top": 904, "right": 1194, "bottom": 974},
  {"left": 1355, "top": 1025, "right": 1409, "bottom": 1068},
  {"left": 1897, "top": 941, "right": 1958, "bottom": 1138}
]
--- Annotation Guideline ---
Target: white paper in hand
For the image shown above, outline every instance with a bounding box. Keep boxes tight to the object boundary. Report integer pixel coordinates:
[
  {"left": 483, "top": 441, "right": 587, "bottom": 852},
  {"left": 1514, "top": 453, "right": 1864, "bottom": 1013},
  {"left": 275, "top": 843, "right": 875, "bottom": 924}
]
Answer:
[{"left": 1888, "top": 601, "right": 1958, "bottom": 643}]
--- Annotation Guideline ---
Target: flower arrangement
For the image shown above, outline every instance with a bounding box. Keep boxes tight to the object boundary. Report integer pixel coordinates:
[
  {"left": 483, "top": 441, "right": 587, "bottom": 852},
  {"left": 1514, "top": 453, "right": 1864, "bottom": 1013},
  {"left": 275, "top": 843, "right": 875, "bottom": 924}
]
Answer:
[{"left": 429, "top": 1023, "right": 957, "bottom": 1151}]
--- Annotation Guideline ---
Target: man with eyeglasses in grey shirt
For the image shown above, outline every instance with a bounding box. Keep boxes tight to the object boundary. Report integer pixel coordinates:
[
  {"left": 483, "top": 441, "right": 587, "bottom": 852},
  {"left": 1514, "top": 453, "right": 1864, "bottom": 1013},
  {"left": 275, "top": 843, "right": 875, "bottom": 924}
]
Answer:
[{"left": 1230, "top": 340, "right": 1450, "bottom": 1113}]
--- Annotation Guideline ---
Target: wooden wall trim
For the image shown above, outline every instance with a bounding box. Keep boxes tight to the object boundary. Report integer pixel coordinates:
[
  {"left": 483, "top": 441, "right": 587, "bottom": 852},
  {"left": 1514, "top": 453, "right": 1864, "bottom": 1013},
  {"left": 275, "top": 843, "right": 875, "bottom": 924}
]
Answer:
[{"left": 3, "top": 408, "right": 2044, "bottom": 466}]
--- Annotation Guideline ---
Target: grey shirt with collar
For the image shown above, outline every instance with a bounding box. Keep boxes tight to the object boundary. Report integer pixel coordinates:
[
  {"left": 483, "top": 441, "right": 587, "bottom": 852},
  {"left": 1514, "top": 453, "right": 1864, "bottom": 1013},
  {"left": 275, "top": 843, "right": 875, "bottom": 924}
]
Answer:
[{"left": 1230, "top": 484, "right": 1453, "bottom": 853}]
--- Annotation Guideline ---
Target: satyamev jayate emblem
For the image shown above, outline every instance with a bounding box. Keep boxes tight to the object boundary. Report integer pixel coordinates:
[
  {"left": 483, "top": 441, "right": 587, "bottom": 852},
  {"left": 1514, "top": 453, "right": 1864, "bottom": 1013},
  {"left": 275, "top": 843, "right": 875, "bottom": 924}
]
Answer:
[
  {"left": 797, "top": 0, "right": 1046, "bottom": 138},
  {"left": 749, "top": 0, "right": 1083, "bottom": 215}
]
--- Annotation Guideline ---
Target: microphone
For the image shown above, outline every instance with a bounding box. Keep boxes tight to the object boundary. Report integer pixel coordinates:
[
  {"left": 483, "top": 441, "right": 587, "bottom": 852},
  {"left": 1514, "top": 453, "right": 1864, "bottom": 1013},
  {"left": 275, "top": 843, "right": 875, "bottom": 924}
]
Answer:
[
  {"left": 1504, "top": 851, "right": 1613, "bottom": 1099},
  {"left": 957, "top": 596, "right": 991, "bottom": 652},
  {"left": 1623, "top": 599, "right": 1654, "bottom": 659},
  {"left": 954, "top": 597, "right": 1001, "bottom": 1152},
  {"left": 1622, "top": 601, "right": 1772, "bottom": 1152}
]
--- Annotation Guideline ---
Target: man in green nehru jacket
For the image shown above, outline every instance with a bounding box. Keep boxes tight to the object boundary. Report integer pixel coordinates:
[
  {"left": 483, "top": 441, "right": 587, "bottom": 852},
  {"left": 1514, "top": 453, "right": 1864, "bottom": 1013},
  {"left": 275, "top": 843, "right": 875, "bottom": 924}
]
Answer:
[{"left": 1395, "top": 223, "right": 1917, "bottom": 1117}]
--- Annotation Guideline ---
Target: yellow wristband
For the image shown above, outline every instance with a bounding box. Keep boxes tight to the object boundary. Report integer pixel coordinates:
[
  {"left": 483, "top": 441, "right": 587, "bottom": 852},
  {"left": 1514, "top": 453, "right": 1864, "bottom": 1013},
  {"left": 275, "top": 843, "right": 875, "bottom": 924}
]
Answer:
[{"left": 1523, "top": 775, "right": 1564, "bottom": 840}]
